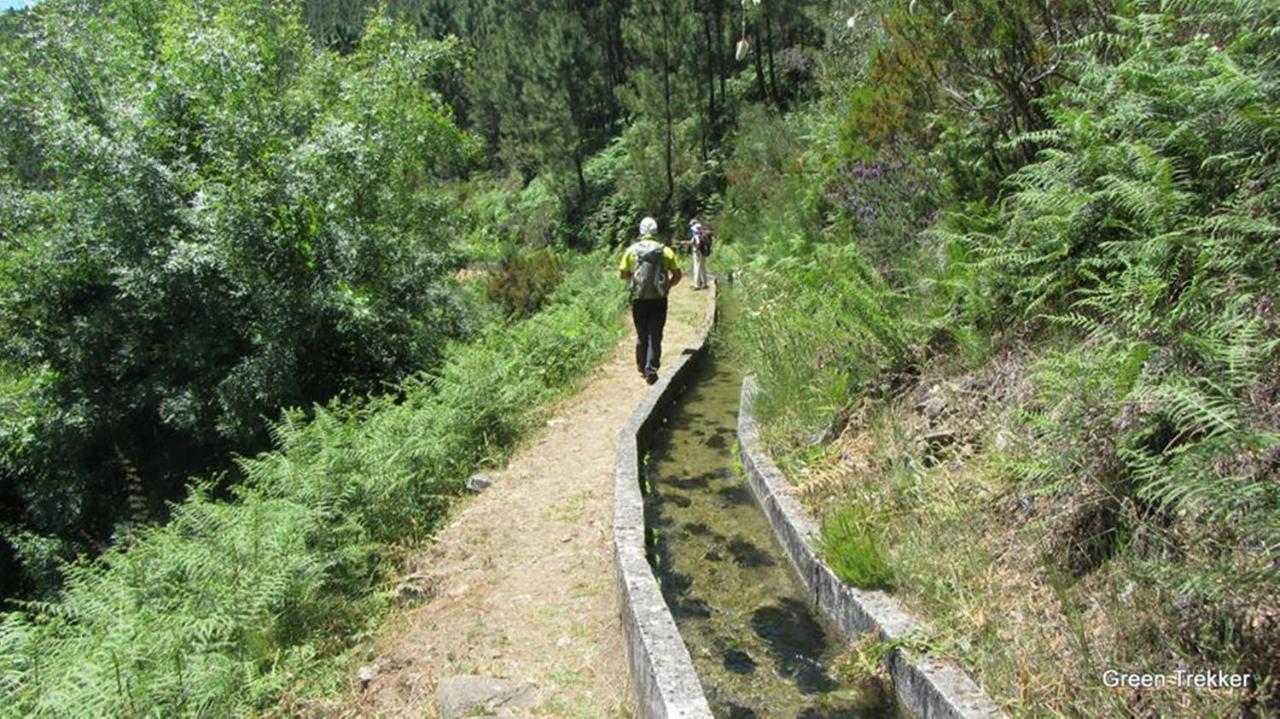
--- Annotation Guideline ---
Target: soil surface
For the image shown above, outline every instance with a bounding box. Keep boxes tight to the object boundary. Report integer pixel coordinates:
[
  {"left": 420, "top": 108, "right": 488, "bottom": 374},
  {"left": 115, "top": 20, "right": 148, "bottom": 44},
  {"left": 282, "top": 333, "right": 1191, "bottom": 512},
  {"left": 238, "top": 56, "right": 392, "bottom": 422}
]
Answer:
[{"left": 344, "top": 281, "right": 710, "bottom": 718}]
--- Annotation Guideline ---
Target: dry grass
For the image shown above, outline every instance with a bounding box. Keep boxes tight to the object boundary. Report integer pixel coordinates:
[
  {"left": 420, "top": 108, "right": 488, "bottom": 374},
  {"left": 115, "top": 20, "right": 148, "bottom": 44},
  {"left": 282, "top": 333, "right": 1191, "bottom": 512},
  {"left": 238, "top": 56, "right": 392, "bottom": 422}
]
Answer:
[{"left": 784, "top": 351, "right": 1265, "bottom": 717}]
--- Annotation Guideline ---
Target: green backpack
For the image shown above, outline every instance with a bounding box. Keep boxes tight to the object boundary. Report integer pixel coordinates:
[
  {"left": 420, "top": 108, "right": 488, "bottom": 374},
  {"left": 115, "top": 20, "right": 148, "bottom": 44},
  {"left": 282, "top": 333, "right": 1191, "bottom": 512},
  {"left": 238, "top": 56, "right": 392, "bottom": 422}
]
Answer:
[{"left": 629, "top": 240, "right": 670, "bottom": 300}]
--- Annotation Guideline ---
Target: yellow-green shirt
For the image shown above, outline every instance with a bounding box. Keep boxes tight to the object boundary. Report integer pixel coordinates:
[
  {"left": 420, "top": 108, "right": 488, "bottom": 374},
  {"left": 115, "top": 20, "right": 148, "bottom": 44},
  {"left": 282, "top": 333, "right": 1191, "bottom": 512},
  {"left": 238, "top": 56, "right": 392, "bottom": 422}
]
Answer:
[{"left": 619, "top": 239, "right": 679, "bottom": 273}]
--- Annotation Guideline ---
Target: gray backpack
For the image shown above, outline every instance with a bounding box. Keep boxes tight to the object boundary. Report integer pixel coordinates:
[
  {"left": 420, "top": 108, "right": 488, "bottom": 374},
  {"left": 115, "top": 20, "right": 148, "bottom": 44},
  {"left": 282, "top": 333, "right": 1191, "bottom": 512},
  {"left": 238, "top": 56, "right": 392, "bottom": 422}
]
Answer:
[{"left": 629, "top": 240, "right": 670, "bottom": 300}]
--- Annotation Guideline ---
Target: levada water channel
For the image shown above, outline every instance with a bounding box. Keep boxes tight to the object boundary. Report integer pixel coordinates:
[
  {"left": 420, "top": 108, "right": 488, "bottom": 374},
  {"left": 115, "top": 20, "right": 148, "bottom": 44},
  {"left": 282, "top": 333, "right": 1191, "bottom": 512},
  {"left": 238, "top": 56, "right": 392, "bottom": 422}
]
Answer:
[{"left": 643, "top": 290, "right": 896, "bottom": 718}]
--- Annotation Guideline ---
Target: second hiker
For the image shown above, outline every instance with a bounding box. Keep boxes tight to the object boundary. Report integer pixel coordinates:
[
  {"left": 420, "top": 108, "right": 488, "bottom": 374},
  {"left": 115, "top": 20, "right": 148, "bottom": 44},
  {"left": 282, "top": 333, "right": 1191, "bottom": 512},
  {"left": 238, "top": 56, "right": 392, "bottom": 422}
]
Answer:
[
  {"left": 619, "top": 216, "right": 682, "bottom": 385},
  {"left": 685, "top": 218, "right": 711, "bottom": 290}
]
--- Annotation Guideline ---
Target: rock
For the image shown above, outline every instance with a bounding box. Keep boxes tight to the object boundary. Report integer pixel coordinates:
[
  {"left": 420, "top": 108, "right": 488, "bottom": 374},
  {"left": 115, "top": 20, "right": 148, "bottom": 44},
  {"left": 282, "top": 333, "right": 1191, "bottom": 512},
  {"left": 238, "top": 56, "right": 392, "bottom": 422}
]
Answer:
[
  {"left": 436, "top": 675, "right": 536, "bottom": 718},
  {"left": 466, "top": 473, "right": 493, "bottom": 492},
  {"left": 919, "top": 395, "right": 947, "bottom": 420},
  {"left": 806, "top": 410, "right": 847, "bottom": 446},
  {"left": 922, "top": 429, "right": 955, "bottom": 446},
  {"left": 395, "top": 572, "right": 438, "bottom": 604}
]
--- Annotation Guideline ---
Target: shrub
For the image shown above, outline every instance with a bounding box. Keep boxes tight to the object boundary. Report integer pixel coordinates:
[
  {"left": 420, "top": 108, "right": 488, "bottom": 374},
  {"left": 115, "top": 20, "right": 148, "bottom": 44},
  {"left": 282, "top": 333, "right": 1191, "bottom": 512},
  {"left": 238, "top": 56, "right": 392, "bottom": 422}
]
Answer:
[
  {"left": 0, "top": 251, "right": 626, "bottom": 718},
  {"left": 485, "top": 248, "right": 565, "bottom": 318},
  {"left": 731, "top": 238, "right": 917, "bottom": 452},
  {"left": 735, "top": 0, "right": 1280, "bottom": 711},
  {"left": 0, "top": 0, "right": 479, "bottom": 569}
]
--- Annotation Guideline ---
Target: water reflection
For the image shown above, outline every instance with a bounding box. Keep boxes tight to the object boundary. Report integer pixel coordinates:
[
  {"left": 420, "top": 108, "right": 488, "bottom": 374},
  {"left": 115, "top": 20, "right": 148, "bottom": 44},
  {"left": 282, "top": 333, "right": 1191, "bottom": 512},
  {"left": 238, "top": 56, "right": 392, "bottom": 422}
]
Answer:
[{"left": 643, "top": 300, "right": 894, "bottom": 718}]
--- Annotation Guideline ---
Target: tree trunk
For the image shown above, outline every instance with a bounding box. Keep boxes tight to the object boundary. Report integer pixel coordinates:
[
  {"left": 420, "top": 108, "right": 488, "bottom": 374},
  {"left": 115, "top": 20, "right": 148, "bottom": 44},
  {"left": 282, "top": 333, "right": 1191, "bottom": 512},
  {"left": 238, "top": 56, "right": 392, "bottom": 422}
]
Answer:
[
  {"left": 610, "top": 0, "right": 627, "bottom": 88},
  {"left": 574, "top": 152, "right": 587, "bottom": 204},
  {"left": 486, "top": 105, "right": 502, "bottom": 170},
  {"left": 562, "top": 60, "right": 590, "bottom": 204},
  {"left": 751, "top": 24, "right": 768, "bottom": 105},
  {"left": 764, "top": 9, "right": 783, "bottom": 110},
  {"left": 660, "top": 0, "right": 675, "bottom": 210},
  {"left": 702, "top": 0, "right": 715, "bottom": 160},
  {"left": 716, "top": 0, "right": 727, "bottom": 99}
]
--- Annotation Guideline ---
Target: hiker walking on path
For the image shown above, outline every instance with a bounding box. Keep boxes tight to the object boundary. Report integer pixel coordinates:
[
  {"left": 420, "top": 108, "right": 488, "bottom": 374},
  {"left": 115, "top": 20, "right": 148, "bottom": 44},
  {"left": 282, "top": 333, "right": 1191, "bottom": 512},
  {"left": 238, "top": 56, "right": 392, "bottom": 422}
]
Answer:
[
  {"left": 619, "top": 216, "right": 682, "bottom": 385},
  {"left": 685, "top": 219, "right": 711, "bottom": 290}
]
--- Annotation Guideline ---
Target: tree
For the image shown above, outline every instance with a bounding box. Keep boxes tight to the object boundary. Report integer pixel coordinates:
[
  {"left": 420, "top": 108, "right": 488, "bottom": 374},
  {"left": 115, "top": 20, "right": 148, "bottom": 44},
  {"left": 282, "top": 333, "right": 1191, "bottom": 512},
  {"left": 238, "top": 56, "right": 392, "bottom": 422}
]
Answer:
[
  {"left": 619, "top": 0, "right": 705, "bottom": 215},
  {"left": 0, "top": 0, "right": 477, "bottom": 588},
  {"left": 468, "top": 2, "right": 622, "bottom": 187}
]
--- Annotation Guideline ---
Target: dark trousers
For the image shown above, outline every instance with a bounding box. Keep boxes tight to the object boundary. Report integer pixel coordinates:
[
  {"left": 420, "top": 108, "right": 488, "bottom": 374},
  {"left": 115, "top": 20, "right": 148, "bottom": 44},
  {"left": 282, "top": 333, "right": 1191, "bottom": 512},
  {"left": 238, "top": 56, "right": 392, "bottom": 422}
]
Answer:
[{"left": 631, "top": 297, "right": 668, "bottom": 375}]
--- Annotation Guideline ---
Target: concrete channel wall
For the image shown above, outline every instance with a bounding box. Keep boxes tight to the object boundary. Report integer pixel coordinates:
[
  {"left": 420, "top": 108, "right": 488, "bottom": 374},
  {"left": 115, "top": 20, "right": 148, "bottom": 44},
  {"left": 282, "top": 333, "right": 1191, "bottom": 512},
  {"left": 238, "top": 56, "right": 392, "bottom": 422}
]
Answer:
[
  {"left": 614, "top": 286, "right": 718, "bottom": 719},
  {"left": 737, "top": 376, "right": 1005, "bottom": 719}
]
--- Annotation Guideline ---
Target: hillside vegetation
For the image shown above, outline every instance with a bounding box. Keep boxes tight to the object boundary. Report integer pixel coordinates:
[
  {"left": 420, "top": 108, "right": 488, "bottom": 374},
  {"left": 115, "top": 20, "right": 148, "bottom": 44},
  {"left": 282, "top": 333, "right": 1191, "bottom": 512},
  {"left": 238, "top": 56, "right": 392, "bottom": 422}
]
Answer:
[
  {"left": 725, "top": 0, "right": 1279, "bottom": 714},
  {"left": 0, "top": 1, "right": 477, "bottom": 595},
  {"left": 0, "top": 0, "right": 810, "bottom": 713}
]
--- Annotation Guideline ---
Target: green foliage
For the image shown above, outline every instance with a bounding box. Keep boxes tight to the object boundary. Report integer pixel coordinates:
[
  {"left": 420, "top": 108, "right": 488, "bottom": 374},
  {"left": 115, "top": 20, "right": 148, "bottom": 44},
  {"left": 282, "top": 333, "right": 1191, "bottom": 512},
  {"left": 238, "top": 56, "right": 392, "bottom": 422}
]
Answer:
[
  {"left": 821, "top": 505, "right": 894, "bottom": 590},
  {"left": 0, "top": 251, "right": 626, "bottom": 718},
  {"left": 0, "top": 0, "right": 482, "bottom": 572},
  {"left": 485, "top": 248, "right": 565, "bottom": 318},
  {"left": 723, "top": 106, "right": 930, "bottom": 444},
  {"left": 732, "top": 0, "right": 1280, "bottom": 711},
  {"left": 734, "top": 243, "right": 912, "bottom": 445},
  {"left": 296, "top": 0, "right": 831, "bottom": 246},
  {"left": 721, "top": 104, "right": 817, "bottom": 239},
  {"left": 617, "top": 0, "right": 705, "bottom": 214},
  {"left": 831, "top": 0, "right": 1109, "bottom": 198},
  {"left": 580, "top": 139, "right": 644, "bottom": 247},
  {"left": 980, "top": 0, "right": 1280, "bottom": 580}
]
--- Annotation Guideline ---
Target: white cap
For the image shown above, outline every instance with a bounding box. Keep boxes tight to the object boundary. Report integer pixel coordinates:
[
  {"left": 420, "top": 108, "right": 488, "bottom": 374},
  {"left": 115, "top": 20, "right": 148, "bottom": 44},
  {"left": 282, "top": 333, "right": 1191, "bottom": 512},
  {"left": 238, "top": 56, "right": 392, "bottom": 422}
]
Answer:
[{"left": 639, "top": 217, "right": 658, "bottom": 235}]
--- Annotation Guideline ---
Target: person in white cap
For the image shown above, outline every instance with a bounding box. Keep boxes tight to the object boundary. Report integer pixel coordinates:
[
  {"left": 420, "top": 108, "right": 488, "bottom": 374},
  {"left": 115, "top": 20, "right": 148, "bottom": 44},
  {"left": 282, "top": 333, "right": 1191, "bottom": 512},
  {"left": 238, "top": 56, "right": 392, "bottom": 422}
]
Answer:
[
  {"left": 685, "top": 218, "right": 710, "bottom": 290},
  {"left": 619, "top": 217, "right": 682, "bottom": 384}
]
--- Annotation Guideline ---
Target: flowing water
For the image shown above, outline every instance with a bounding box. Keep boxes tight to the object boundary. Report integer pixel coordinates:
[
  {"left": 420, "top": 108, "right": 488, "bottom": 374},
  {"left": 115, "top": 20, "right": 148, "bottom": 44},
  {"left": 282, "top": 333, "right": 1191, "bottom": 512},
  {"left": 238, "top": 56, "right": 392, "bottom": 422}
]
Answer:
[{"left": 643, "top": 292, "right": 894, "bottom": 718}]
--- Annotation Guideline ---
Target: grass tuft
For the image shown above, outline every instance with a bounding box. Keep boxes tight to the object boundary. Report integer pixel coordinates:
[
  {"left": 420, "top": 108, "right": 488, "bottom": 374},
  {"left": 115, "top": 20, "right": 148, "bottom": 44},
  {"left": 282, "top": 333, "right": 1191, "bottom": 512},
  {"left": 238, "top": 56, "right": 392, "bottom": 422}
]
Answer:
[{"left": 821, "top": 506, "right": 894, "bottom": 591}]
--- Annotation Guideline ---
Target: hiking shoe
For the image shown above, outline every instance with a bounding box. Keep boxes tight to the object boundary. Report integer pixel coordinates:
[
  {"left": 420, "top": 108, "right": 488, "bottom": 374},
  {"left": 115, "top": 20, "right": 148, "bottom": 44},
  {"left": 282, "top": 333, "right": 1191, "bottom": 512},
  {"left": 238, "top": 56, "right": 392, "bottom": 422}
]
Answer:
[{"left": 645, "top": 371, "right": 658, "bottom": 385}]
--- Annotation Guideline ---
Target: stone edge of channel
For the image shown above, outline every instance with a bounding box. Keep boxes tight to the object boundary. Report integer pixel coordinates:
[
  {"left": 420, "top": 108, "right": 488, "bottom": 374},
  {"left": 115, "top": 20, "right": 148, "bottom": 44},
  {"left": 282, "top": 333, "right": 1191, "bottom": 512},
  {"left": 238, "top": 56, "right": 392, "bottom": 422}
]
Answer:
[
  {"left": 614, "top": 285, "right": 718, "bottom": 719},
  {"left": 736, "top": 375, "right": 1007, "bottom": 719}
]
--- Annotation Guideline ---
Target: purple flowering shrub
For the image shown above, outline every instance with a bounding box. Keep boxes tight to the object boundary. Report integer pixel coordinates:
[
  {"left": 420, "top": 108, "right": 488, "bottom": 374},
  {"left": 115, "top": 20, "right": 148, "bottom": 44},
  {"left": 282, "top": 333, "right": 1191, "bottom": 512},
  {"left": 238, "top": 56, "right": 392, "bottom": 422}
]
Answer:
[{"left": 823, "top": 150, "right": 940, "bottom": 279}]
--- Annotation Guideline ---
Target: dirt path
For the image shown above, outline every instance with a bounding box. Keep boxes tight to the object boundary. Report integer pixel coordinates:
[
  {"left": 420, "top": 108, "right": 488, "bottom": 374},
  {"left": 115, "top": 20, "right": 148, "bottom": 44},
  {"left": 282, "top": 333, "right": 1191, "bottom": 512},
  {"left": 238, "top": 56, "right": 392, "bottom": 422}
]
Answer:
[{"left": 345, "top": 282, "right": 710, "bottom": 718}]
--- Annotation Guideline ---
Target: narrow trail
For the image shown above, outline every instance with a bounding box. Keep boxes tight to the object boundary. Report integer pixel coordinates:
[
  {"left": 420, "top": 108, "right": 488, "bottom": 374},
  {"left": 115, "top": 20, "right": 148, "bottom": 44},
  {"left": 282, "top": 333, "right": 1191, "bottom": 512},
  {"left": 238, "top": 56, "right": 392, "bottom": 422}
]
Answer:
[{"left": 347, "top": 282, "right": 711, "bottom": 718}]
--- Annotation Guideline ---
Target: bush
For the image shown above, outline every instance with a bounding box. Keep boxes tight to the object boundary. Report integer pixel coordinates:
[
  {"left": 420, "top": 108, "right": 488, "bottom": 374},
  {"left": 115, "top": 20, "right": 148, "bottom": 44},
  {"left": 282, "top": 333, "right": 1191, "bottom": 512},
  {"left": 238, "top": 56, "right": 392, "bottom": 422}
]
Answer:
[
  {"left": 0, "top": 0, "right": 479, "bottom": 570},
  {"left": 734, "top": 243, "right": 914, "bottom": 448},
  {"left": 485, "top": 248, "right": 565, "bottom": 318},
  {"left": 0, "top": 251, "right": 626, "bottom": 718},
  {"left": 728, "top": 0, "right": 1280, "bottom": 712}
]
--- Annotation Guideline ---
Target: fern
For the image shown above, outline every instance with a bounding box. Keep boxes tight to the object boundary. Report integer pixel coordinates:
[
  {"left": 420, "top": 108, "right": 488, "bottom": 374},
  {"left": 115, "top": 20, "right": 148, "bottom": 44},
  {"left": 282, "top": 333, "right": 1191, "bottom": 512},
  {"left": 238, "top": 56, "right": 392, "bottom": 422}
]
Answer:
[{"left": 0, "top": 252, "right": 626, "bottom": 717}]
